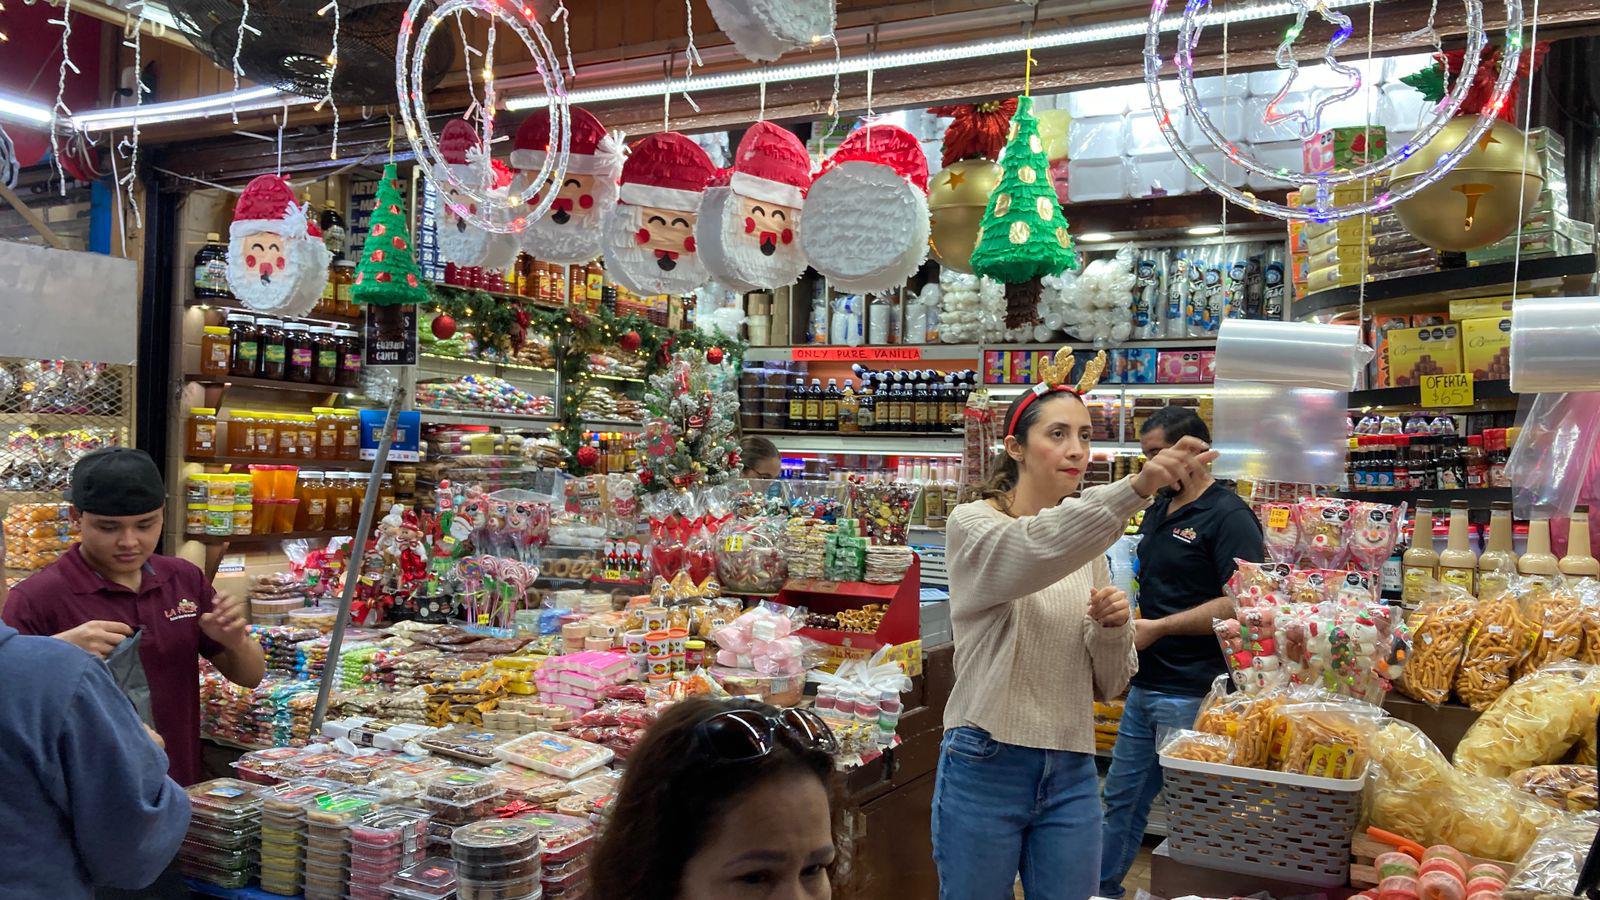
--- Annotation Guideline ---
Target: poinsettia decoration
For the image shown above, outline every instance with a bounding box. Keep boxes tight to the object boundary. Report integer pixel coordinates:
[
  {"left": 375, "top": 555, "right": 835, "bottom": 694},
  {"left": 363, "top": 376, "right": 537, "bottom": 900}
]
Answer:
[
  {"left": 1402, "top": 42, "right": 1550, "bottom": 121},
  {"left": 634, "top": 348, "right": 741, "bottom": 492},
  {"left": 929, "top": 99, "right": 1018, "bottom": 168}
]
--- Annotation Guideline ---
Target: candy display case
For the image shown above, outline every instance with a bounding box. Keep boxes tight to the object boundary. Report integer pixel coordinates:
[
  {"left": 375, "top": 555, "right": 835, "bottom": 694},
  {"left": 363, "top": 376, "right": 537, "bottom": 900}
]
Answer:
[{"left": 778, "top": 556, "right": 924, "bottom": 651}]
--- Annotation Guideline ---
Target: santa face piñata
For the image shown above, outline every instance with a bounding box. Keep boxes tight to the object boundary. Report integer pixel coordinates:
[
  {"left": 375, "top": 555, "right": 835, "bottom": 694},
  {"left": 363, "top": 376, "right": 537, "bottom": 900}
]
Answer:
[
  {"left": 519, "top": 171, "right": 618, "bottom": 265},
  {"left": 603, "top": 203, "right": 709, "bottom": 296}
]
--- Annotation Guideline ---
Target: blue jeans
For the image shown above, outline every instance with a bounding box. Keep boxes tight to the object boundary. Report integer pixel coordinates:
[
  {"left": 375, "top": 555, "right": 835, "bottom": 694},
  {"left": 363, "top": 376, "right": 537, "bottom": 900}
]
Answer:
[
  {"left": 932, "top": 726, "right": 1102, "bottom": 900},
  {"left": 1098, "top": 685, "right": 1205, "bottom": 897}
]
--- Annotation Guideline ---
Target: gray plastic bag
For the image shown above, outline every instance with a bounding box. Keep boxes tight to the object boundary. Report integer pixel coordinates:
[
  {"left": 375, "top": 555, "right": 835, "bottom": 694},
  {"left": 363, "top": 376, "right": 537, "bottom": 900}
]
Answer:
[{"left": 104, "top": 629, "right": 154, "bottom": 727}]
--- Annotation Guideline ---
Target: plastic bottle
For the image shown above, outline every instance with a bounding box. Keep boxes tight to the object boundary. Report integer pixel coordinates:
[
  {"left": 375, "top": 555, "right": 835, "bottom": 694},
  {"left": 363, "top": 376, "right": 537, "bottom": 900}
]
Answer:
[
  {"left": 822, "top": 379, "right": 840, "bottom": 431},
  {"left": 787, "top": 378, "right": 805, "bottom": 430},
  {"left": 1401, "top": 507, "right": 1439, "bottom": 605},
  {"left": 186, "top": 407, "right": 218, "bottom": 457},
  {"left": 1519, "top": 517, "right": 1560, "bottom": 577},
  {"left": 1560, "top": 506, "right": 1600, "bottom": 580},
  {"left": 1477, "top": 502, "right": 1519, "bottom": 598},
  {"left": 838, "top": 380, "right": 858, "bottom": 434},
  {"left": 1438, "top": 500, "right": 1478, "bottom": 593},
  {"left": 804, "top": 379, "right": 822, "bottom": 432}
]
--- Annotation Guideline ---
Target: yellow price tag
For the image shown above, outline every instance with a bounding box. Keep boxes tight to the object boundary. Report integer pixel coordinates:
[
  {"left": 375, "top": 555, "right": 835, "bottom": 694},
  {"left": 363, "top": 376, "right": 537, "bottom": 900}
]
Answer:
[
  {"left": 723, "top": 535, "right": 746, "bottom": 553},
  {"left": 1419, "top": 373, "right": 1474, "bottom": 407},
  {"left": 1267, "top": 507, "right": 1292, "bottom": 529}
]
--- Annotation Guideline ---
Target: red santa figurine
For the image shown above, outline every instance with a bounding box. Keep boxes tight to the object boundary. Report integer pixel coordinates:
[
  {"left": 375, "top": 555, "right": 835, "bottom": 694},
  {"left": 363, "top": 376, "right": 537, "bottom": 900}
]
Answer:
[
  {"left": 225, "top": 174, "right": 332, "bottom": 315},
  {"left": 801, "top": 123, "right": 931, "bottom": 295},
  {"left": 433, "top": 118, "right": 501, "bottom": 267},
  {"left": 696, "top": 121, "right": 812, "bottom": 292},
  {"left": 601, "top": 132, "right": 717, "bottom": 297},
  {"left": 512, "top": 106, "right": 624, "bottom": 265}
]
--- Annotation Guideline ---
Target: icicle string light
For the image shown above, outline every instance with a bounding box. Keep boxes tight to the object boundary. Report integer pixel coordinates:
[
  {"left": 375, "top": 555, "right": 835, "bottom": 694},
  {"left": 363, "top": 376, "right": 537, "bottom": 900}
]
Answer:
[
  {"left": 231, "top": 0, "right": 250, "bottom": 123},
  {"left": 50, "top": 0, "right": 76, "bottom": 195}
]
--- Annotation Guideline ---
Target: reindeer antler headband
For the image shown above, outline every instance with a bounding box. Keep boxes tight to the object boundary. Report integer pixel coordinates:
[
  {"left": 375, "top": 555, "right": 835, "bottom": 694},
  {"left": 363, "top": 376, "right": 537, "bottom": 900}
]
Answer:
[{"left": 1004, "top": 348, "right": 1108, "bottom": 437}]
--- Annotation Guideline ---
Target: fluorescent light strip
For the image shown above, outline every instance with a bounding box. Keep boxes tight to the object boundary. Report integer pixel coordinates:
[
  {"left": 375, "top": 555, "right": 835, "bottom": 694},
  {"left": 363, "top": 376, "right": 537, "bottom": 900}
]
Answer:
[
  {"left": 0, "top": 95, "right": 53, "bottom": 127},
  {"left": 73, "top": 86, "right": 312, "bottom": 131},
  {"left": 506, "top": 0, "right": 1370, "bottom": 111}
]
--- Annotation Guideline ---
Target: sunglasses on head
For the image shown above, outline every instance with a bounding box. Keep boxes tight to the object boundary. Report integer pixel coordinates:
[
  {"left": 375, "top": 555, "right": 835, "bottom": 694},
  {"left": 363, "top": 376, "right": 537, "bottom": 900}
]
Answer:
[{"left": 696, "top": 706, "right": 838, "bottom": 761}]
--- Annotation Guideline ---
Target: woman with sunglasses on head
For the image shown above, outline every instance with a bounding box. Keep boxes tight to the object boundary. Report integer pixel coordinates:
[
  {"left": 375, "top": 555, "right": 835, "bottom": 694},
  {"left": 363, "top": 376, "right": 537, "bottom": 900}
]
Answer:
[
  {"left": 591, "top": 697, "right": 839, "bottom": 900},
  {"left": 932, "top": 351, "right": 1217, "bottom": 900}
]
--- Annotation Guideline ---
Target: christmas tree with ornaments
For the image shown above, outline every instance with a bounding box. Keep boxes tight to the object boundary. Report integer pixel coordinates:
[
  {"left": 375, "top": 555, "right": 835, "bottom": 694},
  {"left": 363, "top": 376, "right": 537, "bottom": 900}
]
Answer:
[
  {"left": 351, "top": 162, "right": 429, "bottom": 307},
  {"left": 634, "top": 347, "right": 741, "bottom": 492}
]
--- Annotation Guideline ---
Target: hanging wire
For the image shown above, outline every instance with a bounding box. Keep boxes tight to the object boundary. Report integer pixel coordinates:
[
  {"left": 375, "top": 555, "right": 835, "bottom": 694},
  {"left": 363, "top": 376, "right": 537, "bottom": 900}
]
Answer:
[
  {"left": 230, "top": 0, "right": 251, "bottom": 123},
  {"left": 276, "top": 101, "right": 288, "bottom": 174},
  {"left": 153, "top": 149, "right": 377, "bottom": 194},
  {"left": 758, "top": 65, "right": 767, "bottom": 121},
  {"left": 49, "top": 0, "right": 77, "bottom": 196},
  {"left": 1509, "top": 0, "right": 1541, "bottom": 302},
  {"left": 1220, "top": 14, "right": 1229, "bottom": 240},
  {"left": 106, "top": 133, "right": 127, "bottom": 256},
  {"left": 1356, "top": 0, "right": 1376, "bottom": 324},
  {"left": 456, "top": 11, "right": 482, "bottom": 124},
  {"left": 662, "top": 55, "right": 674, "bottom": 132}
]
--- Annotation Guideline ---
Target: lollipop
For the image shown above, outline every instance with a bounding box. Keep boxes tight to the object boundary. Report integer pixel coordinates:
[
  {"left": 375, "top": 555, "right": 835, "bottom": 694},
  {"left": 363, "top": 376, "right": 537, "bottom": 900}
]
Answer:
[
  {"left": 1297, "top": 498, "right": 1354, "bottom": 569},
  {"left": 1257, "top": 501, "right": 1303, "bottom": 563},
  {"left": 1347, "top": 501, "right": 1405, "bottom": 572}
]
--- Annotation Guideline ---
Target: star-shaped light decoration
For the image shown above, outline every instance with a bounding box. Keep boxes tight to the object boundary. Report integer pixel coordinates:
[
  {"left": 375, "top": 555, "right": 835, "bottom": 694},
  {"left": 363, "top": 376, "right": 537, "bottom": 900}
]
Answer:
[{"left": 1262, "top": 0, "right": 1363, "bottom": 139}]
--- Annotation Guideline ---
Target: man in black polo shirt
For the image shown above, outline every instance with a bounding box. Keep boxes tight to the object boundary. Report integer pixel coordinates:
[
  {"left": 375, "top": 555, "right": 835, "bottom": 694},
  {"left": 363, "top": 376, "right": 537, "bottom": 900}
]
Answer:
[{"left": 1099, "top": 406, "right": 1264, "bottom": 897}]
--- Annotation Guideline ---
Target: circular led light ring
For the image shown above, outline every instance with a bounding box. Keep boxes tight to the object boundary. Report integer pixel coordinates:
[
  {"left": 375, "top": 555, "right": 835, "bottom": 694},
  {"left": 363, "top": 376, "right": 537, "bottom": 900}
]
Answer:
[
  {"left": 1176, "top": 0, "right": 1482, "bottom": 185},
  {"left": 1144, "top": 0, "right": 1523, "bottom": 221},
  {"left": 395, "top": 0, "right": 570, "bottom": 233}
]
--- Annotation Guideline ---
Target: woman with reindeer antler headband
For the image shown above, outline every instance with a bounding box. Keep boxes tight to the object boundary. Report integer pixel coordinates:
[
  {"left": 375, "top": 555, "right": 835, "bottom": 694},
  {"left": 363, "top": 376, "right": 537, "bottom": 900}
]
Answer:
[{"left": 931, "top": 348, "right": 1217, "bottom": 900}]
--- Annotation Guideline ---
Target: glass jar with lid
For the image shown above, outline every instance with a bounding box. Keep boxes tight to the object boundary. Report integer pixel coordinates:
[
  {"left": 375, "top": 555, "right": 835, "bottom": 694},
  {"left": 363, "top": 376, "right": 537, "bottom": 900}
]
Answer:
[
  {"left": 311, "top": 327, "right": 340, "bottom": 385},
  {"left": 329, "top": 261, "right": 356, "bottom": 316},
  {"left": 337, "top": 409, "right": 362, "bottom": 460},
  {"left": 335, "top": 329, "right": 362, "bottom": 387},
  {"left": 275, "top": 412, "right": 299, "bottom": 458},
  {"left": 258, "top": 318, "right": 287, "bottom": 379},
  {"left": 227, "top": 411, "right": 253, "bottom": 457},
  {"left": 296, "top": 472, "right": 328, "bottom": 530},
  {"left": 201, "top": 326, "right": 232, "bottom": 377},
  {"left": 378, "top": 472, "right": 396, "bottom": 513},
  {"left": 328, "top": 472, "right": 355, "bottom": 531},
  {"left": 285, "top": 323, "right": 315, "bottom": 383},
  {"left": 228, "top": 314, "right": 260, "bottom": 377},
  {"left": 252, "top": 412, "right": 279, "bottom": 457},
  {"left": 186, "top": 408, "right": 218, "bottom": 457},
  {"left": 194, "top": 233, "right": 231, "bottom": 299},
  {"left": 313, "top": 407, "right": 339, "bottom": 459},
  {"left": 295, "top": 415, "right": 318, "bottom": 458}
]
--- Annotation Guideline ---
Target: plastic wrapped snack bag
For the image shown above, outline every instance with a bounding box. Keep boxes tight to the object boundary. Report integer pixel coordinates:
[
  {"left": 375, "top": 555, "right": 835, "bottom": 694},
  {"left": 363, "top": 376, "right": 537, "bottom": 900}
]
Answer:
[
  {"left": 1158, "top": 729, "right": 1236, "bottom": 765},
  {"left": 1454, "top": 659, "right": 1600, "bottom": 778},
  {"left": 1396, "top": 579, "right": 1475, "bottom": 706}
]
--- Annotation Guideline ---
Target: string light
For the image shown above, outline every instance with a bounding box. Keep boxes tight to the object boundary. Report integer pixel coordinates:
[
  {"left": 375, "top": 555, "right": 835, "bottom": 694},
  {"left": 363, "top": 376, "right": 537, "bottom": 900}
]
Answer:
[
  {"left": 230, "top": 0, "right": 250, "bottom": 123},
  {"left": 49, "top": 0, "right": 78, "bottom": 196},
  {"left": 117, "top": 0, "right": 149, "bottom": 228},
  {"left": 1145, "top": 0, "right": 1524, "bottom": 221},
  {"left": 396, "top": 0, "right": 569, "bottom": 233}
]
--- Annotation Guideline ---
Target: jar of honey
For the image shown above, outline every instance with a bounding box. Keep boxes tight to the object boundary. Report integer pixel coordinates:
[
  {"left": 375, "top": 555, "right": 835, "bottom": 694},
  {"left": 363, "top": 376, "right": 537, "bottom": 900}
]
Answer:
[
  {"left": 201, "top": 326, "right": 232, "bottom": 376},
  {"left": 378, "top": 472, "right": 396, "bottom": 514},
  {"left": 253, "top": 412, "right": 279, "bottom": 458},
  {"left": 295, "top": 414, "right": 318, "bottom": 459},
  {"left": 336, "top": 409, "right": 362, "bottom": 460},
  {"left": 296, "top": 471, "right": 328, "bottom": 531},
  {"left": 186, "top": 408, "right": 218, "bottom": 457},
  {"left": 228, "top": 411, "right": 254, "bottom": 457},
  {"left": 314, "top": 407, "right": 339, "bottom": 459},
  {"left": 275, "top": 413, "right": 299, "bottom": 458},
  {"left": 328, "top": 472, "right": 356, "bottom": 531}
]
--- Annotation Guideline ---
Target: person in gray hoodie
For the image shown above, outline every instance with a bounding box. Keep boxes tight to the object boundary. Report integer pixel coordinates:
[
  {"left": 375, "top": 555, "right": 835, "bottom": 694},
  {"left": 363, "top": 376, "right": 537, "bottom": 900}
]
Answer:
[{"left": 0, "top": 621, "right": 191, "bottom": 898}]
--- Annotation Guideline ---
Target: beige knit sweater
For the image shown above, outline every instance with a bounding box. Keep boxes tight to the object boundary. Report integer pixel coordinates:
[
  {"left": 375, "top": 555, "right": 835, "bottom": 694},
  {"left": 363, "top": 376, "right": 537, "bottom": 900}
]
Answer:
[{"left": 943, "top": 477, "right": 1150, "bottom": 753}]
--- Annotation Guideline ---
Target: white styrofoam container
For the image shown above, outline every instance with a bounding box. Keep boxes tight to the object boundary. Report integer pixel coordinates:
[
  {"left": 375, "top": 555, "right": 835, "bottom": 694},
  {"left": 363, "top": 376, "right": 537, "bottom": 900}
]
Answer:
[
  {"left": 1066, "top": 85, "right": 1134, "bottom": 118},
  {"left": 1068, "top": 115, "right": 1128, "bottom": 161},
  {"left": 1128, "top": 155, "right": 1191, "bottom": 199},
  {"left": 1125, "top": 108, "right": 1186, "bottom": 157},
  {"left": 1068, "top": 157, "right": 1131, "bottom": 202},
  {"left": 1183, "top": 96, "right": 1249, "bottom": 144},
  {"left": 1188, "top": 148, "right": 1247, "bottom": 192},
  {"left": 1246, "top": 140, "right": 1306, "bottom": 190}
]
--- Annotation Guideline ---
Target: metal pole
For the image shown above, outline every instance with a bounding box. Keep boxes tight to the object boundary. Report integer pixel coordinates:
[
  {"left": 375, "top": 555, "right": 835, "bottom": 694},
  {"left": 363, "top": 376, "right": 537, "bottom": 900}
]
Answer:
[{"left": 309, "top": 388, "right": 404, "bottom": 734}]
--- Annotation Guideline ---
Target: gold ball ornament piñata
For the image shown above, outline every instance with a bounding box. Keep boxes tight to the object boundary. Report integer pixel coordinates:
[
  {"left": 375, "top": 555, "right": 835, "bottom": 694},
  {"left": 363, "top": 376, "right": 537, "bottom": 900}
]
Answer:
[
  {"left": 1389, "top": 117, "right": 1543, "bottom": 252},
  {"left": 927, "top": 158, "right": 1002, "bottom": 274}
]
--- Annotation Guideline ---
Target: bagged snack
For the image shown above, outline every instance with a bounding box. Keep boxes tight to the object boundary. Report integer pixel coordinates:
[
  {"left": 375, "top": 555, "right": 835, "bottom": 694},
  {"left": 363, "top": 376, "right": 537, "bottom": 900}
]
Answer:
[
  {"left": 1347, "top": 501, "right": 1406, "bottom": 572},
  {"left": 1454, "top": 660, "right": 1599, "bottom": 778},
  {"left": 1513, "top": 577, "right": 1585, "bottom": 680},
  {"left": 1397, "top": 580, "right": 1476, "bottom": 706},
  {"left": 1574, "top": 578, "right": 1600, "bottom": 665},
  {"left": 1267, "top": 700, "right": 1383, "bottom": 778},
  {"left": 1454, "top": 590, "right": 1528, "bottom": 710},
  {"left": 1159, "top": 729, "right": 1236, "bottom": 764},
  {"left": 1194, "top": 688, "right": 1281, "bottom": 769},
  {"left": 1508, "top": 764, "right": 1600, "bottom": 813},
  {"left": 1256, "top": 502, "right": 1302, "bottom": 563},
  {"left": 1503, "top": 820, "right": 1600, "bottom": 900},
  {"left": 1213, "top": 607, "right": 1288, "bottom": 694},
  {"left": 1297, "top": 498, "right": 1354, "bottom": 569}
]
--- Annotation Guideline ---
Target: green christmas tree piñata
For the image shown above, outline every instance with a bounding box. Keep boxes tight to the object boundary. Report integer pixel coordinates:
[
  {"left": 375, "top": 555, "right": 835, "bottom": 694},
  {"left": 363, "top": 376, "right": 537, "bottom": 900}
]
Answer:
[
  {"left": 351, "top": 162, "right": 428, "bottom": 307},
  {"left": 969, "top": 95, "right": 1077, "bottom": 283}
]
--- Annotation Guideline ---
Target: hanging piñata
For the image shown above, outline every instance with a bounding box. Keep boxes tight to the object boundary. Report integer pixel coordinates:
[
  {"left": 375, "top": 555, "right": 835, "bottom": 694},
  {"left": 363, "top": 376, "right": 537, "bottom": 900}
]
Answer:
[
  {"left": 226, "top": 174, "right": 332, "bottom": 317},
  {"left": 513, "top": 106, "right": 625, "bottom": 265},
  {"left": 433, "top": 118, "right": 499, "bottom": 267},
  {"left": 697, "top": 121, "right": 812, "bottom": 292},
  {"left": 601, "top": 132, "right": 717, "bottom": 297},
  {"left": 970, "top": 96, "right": 1076, "bottom": 284},
  {"left": 351, "top": 163, "right": 428, "bottom": 306},
  {"left": 800, "top": 123, "right": 930, "bottom": 295}
]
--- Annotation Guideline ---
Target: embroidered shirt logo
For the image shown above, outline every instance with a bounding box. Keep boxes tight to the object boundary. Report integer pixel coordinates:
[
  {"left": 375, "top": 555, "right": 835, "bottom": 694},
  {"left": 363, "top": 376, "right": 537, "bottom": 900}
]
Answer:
[
  {"left": 165, "top": 598, "right": 199, "bottom": 621},
  {"left": 1170, "top": 527, "right": 1198, "bottom": 544}
]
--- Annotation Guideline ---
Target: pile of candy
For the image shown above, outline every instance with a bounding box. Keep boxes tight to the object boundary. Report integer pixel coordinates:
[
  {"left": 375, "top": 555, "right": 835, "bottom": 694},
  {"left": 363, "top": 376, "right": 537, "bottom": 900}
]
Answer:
[
  {"left": 250, "top": 625, "right": 320, "bottom": 677},
  {"left": 415, "top": 376, "right": 556, "bottom": 417},
  {"left": 712, "top": 606, "right": 812, "bottom": 676},
  {"left": 713, "top": 516, "right": 788, "bottom": 594},
  {"left": 852, "top": 482, "right": 921, "bottom": 545},
  {"left": 1254, "top": 496, "right": 1404, "bottom": 571},
  {"left": 784, "top": 518, "right": 833, "bottom": 580},
  {"left": 576, "top": 384, "right": 644, "bottom": 423}
]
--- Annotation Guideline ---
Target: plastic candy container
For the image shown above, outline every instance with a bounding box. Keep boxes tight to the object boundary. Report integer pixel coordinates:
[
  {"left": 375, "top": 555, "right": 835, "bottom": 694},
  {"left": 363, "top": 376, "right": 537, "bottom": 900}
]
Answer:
[
  {"left": 493, "top": 731, "right": 615, "bottom": 779},
  {"left": 231, "top": 746, "right": 311, "bottom": 784},
  {"left": 384, "top": 857, "right": 459, "bottom": 900},
  {"left": 713, "top": 516, "right": 788, "bottom": 594},
  {"left": 452, "top": 819, "right": 545, "bottom": 900},
  {"left": 304, "top": 795, "right": 376, "bottom": 900},
  {"left": 256, "top": 778, "right": 348, "bottom": 895},
  {"left": 179, "top": 779, "right": 263, "bottom": 888},
  {"left": 349, "top": 807, "right": 434, "bottom": 900}
]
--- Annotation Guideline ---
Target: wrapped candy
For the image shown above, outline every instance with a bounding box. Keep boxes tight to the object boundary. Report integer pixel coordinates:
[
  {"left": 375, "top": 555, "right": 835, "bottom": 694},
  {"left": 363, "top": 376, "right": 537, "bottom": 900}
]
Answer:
[
  {"left": 1297, "top": 498, "right": 1354, "bottom": 569},
  {"left": 1214, "top": 605, "right": 1286, "bottom": 693},
  {"left": 1347, "top": 501, "right": 1406, "bottom": 571},
  {"left": 851, "top": 482, "right": 921, "bottom": 546},
  {"left": 1225, "top": 560, "right": 1291, "bottom": 604},
  {"left": 713, "top": 517, "right": 788, "bottom": 594},
  {"left": 1256, "top": 501, "right": 1303, "bottom": 563}
]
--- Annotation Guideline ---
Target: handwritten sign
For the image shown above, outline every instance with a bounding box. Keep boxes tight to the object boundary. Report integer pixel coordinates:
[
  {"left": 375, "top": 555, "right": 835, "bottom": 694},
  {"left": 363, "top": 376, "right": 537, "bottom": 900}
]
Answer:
[
  {"left": 792, "top": 346, "right": 923, "bottom": 362},
  {"left": 1419, "top": 372, "right": 1474, "bottom": 408}
]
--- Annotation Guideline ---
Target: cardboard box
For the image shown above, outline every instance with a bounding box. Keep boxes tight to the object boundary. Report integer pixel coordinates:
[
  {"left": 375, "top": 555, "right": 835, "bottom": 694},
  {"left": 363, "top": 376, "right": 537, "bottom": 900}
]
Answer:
[
  {"left": 1304, "top": 127, "right": 1387, "bottom": 173},
  {"left": 984, "top": 351, "right": 1007, "bottom": 385},
  {"left": 1301, "top": 217, "right": 1376, "bottom": 247},
  {"left": 1386, "top": 324, "right": 1462, "bottom": 386},
  {"left": 1448, "top": 296, "right": 1515, "bottom": 321},
  {"left": 1305, "top": 260, "right": 1367, "bottom": 294},
  {"left": 1198, "top": 350, "right": 1217, "bottom": 383},
  {"left": 1157, "top": 350, "right": 1203, "bottom": 384},
  {"left": 1119, "top": 348, "right": 1158, "bottom": 384},
  {"left": 1369, "top": 314, "right": 1414, "bottom": 387},
  {"left": 1461, "top": 316, "right": 1512, "bottom": 380}
]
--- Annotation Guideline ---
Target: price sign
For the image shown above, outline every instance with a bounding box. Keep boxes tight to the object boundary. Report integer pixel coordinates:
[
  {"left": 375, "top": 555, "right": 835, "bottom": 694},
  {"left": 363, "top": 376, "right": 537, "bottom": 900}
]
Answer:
[
  {"left": 1419, "top": 373, "right": 1474, "bottom": 407},
  {"left": 1267, "top": 507, "right": 1292, "bottom": 529}
]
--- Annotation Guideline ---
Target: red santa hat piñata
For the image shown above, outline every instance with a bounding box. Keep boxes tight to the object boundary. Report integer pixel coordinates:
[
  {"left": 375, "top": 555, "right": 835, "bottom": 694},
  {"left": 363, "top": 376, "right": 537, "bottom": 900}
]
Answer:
[
  {"left": 511, "top": 106, "right": 622, "bottom": 176},
  {"left": 439, "top": 118, "right": 481, "bottom": 166},
  {"left": 617, "top": 132, "right": 716, "bottom": 211},
  {"left": 230, "top": 174, "right": 309, "bottom": 240},
  {"left": 819, "top": 124, "right": 930, "bottom": 193},
  {"left": 729, "top": 121, "right": 811, "bottom": 208}
]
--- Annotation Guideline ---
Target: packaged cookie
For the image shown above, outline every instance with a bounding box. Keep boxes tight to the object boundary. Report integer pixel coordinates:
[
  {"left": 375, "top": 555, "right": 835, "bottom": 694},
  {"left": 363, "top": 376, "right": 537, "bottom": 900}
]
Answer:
[
  {"left": 423, "top": 768, "right": 504, "bottom": 804},
  {"left": 450, "top": 820, "right": 543, "bottom": 877},
  {"left": 185, "top": 778, "right": 263, "bottom": 825}
]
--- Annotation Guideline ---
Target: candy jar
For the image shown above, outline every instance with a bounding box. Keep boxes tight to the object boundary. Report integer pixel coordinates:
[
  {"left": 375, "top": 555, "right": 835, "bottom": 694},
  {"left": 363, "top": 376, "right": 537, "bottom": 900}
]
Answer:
[{"left": 713, "top": 517, "right": 788, "bottom": 594}]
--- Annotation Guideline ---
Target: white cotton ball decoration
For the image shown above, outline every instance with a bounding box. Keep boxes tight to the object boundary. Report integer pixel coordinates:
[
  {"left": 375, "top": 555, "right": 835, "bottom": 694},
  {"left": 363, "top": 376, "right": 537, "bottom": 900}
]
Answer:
[
  {"left": 705, "top": 0, "right": 835, "bottom": 63},
  {"left": 1033, "top": 324, "right": 1056, "bottom": 342},
  {"left": 1111, "top": 321, "right": 1134, "bottom": 343}
]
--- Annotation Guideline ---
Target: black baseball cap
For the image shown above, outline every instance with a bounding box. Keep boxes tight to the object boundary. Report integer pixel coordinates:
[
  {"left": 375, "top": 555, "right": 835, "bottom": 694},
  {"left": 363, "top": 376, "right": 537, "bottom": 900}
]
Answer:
[{"left": 68, "top": 448, "right": 166, "bottom": 517}]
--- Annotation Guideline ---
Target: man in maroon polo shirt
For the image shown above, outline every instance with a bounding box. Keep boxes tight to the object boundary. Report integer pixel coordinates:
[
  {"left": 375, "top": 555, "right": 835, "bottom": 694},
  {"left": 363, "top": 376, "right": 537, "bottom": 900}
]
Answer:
[{"left": 1, "top": 448, "right": 265, "bottom": 786}]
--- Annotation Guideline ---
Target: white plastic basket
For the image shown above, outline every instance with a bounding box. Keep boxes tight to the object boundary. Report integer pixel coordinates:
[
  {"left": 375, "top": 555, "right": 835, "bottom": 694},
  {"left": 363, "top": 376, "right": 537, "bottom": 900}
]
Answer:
[{"left": 1159, "top": 754, "right": 1368, "bottom": 887}]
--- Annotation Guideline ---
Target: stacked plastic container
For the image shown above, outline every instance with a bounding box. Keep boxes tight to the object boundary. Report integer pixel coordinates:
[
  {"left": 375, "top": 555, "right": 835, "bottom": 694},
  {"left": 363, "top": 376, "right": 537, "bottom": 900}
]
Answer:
[
  {"left": 420, "top": 768, "right": 508, "bottom": 829},
  {"left": 521, "top": 813, "right": 596, "bottom": 899},
  {"left": 304, "top": 794, "right": 379, "bottom": 899},
  {"left": 180, "top": 779, "right": 264, "bottom": 889},
  {"left": 384, "top": 857, "right": 458, "bottom": 900},
  {"left": 258, "top": 778, "right": 347, "bottom": 895},
  {"left": 347, "top": 807, "right": 433, "bottom": 899},
  {"left": 451, "top": 819, "right": 545, "bottom": 900}
]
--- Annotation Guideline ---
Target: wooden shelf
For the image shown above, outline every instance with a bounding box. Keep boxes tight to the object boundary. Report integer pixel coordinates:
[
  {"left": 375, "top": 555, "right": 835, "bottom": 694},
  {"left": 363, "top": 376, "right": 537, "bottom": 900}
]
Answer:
[
  {"left": 184, "top": 373, "right": 356, "bottom": 395},
  {"left": 1348, "top": 379, "right": 1516, "bottom": 410},
  {"left": 419, "top": 408, "right": 558, "bottom": 428},
  {"left": 184, "top": 529, "right": 349, "bottom": 546},
  {"left": 418, "top": 353, "right": 556, "bottom": 375},
  {"left": 184, "top": 455, "right": 374, "bottom": 470},
  {"left": 187, "top": 295, "right": 364, "bottom": 327},
  {"left": 1293, "top": 254, "right": 1596, "bottom": 320},
  {"left": 1333, "top": 487, "right": 1512, "bottom": 509}
]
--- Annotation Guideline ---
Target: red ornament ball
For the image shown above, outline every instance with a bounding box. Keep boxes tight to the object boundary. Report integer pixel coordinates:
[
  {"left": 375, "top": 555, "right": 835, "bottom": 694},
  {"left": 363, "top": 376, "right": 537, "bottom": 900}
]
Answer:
[
  {"left": 430, "top": 314, "right": 457, "bottom": 340},
  {"left": 570, "top": 312, "right": 592, "bottom": 331},
  {"left": 619, "top": 330, "right": 642, "bottom": 352},
  {"left": 706, "top": 346, "right": 725, "bottom": 365},
  {"left": 638, "top": 468, "right": 653, "bottom": 485},
  {"left": 576, "top": 445, "right": 600, "bottom": 468}
]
